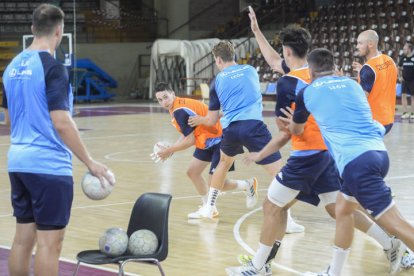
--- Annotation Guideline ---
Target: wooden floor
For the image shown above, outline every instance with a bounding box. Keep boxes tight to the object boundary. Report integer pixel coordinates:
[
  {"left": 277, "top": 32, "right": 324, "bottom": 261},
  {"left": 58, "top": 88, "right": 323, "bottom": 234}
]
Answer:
[{"left": 0, "top": 103, "right": 413, "bottom": 276}]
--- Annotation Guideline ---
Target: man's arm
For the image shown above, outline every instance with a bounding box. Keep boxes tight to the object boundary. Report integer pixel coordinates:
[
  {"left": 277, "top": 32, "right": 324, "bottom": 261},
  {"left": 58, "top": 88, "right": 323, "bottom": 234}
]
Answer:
[
  {"left": 45, "top": 62, "right": 111, "bottom": 184},
  {"left": 3, "top": 109, "right": 10, "bottom": 127},
  {"left": 188, "top": 110, "right": 220, "bottom": 127},
  {"left": 246, "top": 118, "right": 291, "bottom": 164},
  {"left": 156, "top": 134, "right": 195, "bottom": 160},
  {"left": 50, "top": 110, "right": 109, "bottom": 180},
  {"left": 248, "top": 6, "right": 284, "bottom": 74},
  {"left": 279, "top": 88, "right": 310, "bottom": 135},
  {"left": 2, "top": 85, "right": 10, "bottom": 126},
  {"left": 359, "top": 65, "right": 376, "bottom": 97},
  {"left": 188, "top": 78, "right": 221, "bottom": 127}
]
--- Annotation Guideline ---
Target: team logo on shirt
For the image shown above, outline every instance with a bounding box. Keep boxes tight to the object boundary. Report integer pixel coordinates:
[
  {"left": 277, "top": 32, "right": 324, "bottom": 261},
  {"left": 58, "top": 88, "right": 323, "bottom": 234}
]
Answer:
[
  {"left": 9, "top": 67, "right": 32, "bottom": 78},
  {"left": 9, "top": 68, "right": 17, "bottom": 77}
]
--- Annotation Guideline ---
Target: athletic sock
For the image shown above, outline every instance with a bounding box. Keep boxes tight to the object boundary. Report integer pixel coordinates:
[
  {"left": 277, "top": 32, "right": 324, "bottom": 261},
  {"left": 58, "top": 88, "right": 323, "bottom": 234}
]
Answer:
[
  {"left": 252, "top": 243, "right": 273, "bottom": 270},
  {"left": 366, "top": 223, "right": 392, "bottom": 250},
  {"left": 329, "top": 246, "right": 350, "bottom": 276},
  {"left": 235, "top": 180, "right": 248, "bottom": 190}
]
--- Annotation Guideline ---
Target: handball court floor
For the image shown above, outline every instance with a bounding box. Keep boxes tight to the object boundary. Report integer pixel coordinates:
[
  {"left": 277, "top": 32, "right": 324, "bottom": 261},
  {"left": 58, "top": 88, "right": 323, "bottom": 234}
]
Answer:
[{"left": 0, "top": 102, "right": 413, "bottom": 276}]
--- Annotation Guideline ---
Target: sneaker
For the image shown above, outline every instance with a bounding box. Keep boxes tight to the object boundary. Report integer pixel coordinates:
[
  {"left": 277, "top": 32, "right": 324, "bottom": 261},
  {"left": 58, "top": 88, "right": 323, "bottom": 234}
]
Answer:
[
  {"left": 401, "top": 249, "right": 414, "bottom": 269},
  {"left": 188, "top": 205, "right": 219, "bottom": 219},
  {"left": 410, "top": 113, "right": 414, "bottom": 120},
  {"left": 226, "top": 261, "right": 266, "bottom": 276},
  {"left": 245, "top": 177, "right": 258, "bottom": 209},
  {"left": 304, "top": 266, "right": 331, "bottom": 276},
  {"left": 304, "top": 271, "right": 330, "bottom": 276},
  {"left": 286, "top": 216, "right": 305, "bottom": 234},
  {"left": 238, "top": 254, "right": 272, "bottom": 276},
  {"left": 384, "top": 237, "right": 407, "bottom": 274},
  {"left": 401, "top": 112, "right": 410, "bottom": 119}
]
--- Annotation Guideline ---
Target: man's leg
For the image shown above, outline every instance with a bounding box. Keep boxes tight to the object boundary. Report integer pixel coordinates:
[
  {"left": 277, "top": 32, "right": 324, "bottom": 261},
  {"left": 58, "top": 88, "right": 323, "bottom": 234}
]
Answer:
[
  {"left": 407, "top": 82, "right": 414, "bottom": 118},
  {"left": 200, "top": 151, "right": 235, "bottom": 218},
  {"left": 261, "top": 159, "right": 283, "bottom": 177},
  {"left": 328, "top": 193, "right": 358, "bottom": 276},
  {"left": 226, "top": 178, "right": 299, "bottom": 275},
  {"left": 402, "top": 93, "right": 409, "bottom": 116},
  {"left": 8, "top": 222, "right": 36, "bottom": 276},
  {"left": 376, "top": 206, "right": 414, "bottom": 251},
  {"left": 186, "top": 157, "right": 209, "bottom": 203},
  {"left": 261, "top": 159, "right": 304, "bottom": 233},
  {"left": 34, "top": 228, "right": 66, "bottom": 276}
]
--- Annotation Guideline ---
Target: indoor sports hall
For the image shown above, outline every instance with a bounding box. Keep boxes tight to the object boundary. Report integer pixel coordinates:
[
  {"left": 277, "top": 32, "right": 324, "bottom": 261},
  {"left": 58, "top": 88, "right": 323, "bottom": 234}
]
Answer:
[{"left": 1, "top": 1, "right": 414, "bottom": 275}]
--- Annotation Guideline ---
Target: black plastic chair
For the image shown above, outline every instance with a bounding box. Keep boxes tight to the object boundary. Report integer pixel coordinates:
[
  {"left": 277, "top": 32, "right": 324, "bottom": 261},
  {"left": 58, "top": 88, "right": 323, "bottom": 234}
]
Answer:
[{"left": 73, "top": 193, "right": 172, "bottom": 276}]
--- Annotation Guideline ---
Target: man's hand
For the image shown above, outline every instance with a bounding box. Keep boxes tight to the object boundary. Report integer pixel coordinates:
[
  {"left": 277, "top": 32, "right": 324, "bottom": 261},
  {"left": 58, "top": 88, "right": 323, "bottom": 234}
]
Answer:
[
  {"left": 352, "top": 61, "right": 362, "bottom": 73},
  {"left": 278, "top": 106, "right": 294, "bottom": 126},
  {"left": 335, "top": 67, "right": 344, "bottom": 76},
  {"left": 248, "top": 6, "right": 260, "bottom": 34},
  {"left": 86, "top": 159, "right": 115, "bottom": 187},
  {"left": 157, "top": 146, "right": 173, "bottom": 160},
  {"left": 243, "top": 152, "right": 262, "bottom": 166},
  {"left": 188, "top": 115, "right": 203, "bottom": 127}
]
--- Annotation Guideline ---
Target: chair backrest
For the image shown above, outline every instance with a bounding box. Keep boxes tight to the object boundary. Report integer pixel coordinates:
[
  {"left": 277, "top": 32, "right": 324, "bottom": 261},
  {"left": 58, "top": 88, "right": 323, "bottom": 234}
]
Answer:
[
  {"left": 126, "top": 193, "right": 172, "bottom": 261},
  {"left": 199, "top": 83, "right": 210, "bottom": 101}
]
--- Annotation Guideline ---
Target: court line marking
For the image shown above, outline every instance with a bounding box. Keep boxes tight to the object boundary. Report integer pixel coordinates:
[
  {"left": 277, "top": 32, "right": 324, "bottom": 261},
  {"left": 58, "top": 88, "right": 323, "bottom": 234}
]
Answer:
[
  {"left": 0, "top": 189, "right": 266, "bottom": 217},
  {"left": 233, "top": 208, "right": 305, "bottom": 275},
  {"left": 1, "top": 170, "right": 414, "bottom": 216},
  {"left": 1, "top": 172, "right": 414, "bottom": 217},
  {"left": 0, "top": 245, "right": 142, "bottom": 276}
]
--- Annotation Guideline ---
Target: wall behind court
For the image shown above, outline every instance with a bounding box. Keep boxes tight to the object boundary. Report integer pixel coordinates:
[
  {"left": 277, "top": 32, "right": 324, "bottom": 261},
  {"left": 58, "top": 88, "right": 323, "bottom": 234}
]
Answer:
[{"left": 76, "top": 42, "right": 152, "bottom": 98}]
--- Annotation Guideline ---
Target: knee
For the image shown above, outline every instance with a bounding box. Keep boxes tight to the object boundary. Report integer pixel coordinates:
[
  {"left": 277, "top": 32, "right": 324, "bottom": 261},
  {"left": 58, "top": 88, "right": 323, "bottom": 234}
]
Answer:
[
  {"left": 186, "top": 168, "right": 198, "bottom": 179},
  {"left": 220, "top": 158, "right": 233, "bottom": 169},
  {"left": 335, "top": 203, "right": 354, "bottom": 219},
  {"left": 325, "top": 203, "right": 336, "bottom": 219},
  {"left": 262, "top": 199, "right": 285, "bottom": 217}
]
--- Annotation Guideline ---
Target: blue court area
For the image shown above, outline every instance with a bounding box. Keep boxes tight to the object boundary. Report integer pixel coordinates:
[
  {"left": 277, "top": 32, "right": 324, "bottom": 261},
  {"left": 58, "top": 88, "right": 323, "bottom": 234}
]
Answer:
[{"left": 0, "top": 247, "right": 120, "bottom": 276}]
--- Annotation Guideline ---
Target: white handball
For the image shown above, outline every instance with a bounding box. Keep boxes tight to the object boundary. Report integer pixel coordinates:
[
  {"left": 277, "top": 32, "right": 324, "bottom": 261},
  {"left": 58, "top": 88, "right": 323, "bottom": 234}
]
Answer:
[
  {"left": 81, "top": 171, "right": 115, "bottom": 200},
  {"left": 99, "top": 227, "right": 128, "bottom": 257},
  {"left": 128, "top": 229, "right": 159, "bottom": 255},
  {"left": 150, "top": 141, "right": 172, "bottom": 163}
]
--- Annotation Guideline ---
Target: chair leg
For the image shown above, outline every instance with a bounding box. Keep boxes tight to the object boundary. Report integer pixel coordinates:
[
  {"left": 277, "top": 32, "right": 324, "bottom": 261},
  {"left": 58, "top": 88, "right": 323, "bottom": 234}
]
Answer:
[
  {"left": 72, "top": 261, "right": 81, "bottom": 276},
  {"left": 155, "top": 261, "right": 166, "bottom": 276},
  {"left": 118, "top": 262, "right": 124, "bottom": 276}
]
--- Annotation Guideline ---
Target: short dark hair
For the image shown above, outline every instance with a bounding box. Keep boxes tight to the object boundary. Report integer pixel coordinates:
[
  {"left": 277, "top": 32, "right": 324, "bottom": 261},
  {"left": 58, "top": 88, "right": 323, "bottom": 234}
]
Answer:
[
  {"left": 32, "top": 4, "right": 65, "bottom": 36},
  {"left": 279, "top": 25, "right": 311, "bottom": 58},
  {"left": 212, "top": 41, "right": 235, "bottom": 62},
  {"left": 307, "top": 48, "right": 335, "bottom": 74},
  {"left": 154, "top": 82, "right": 173, "bottom": 93}
]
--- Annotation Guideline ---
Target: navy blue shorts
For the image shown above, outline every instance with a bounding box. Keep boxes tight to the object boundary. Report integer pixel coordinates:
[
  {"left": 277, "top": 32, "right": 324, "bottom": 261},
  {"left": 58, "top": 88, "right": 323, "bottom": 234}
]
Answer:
[
  {"left": 276, "top": 151, "right": 341, "bottom": 206},
  {"left": 341, "top": 151, "right": 393, "bottom": 218},
  {"left": 384, "top": 123, "right": 393, "bottom": 135},
  {"left": 221, "top": 120, "right": 281, "bottom": 165},
  {"left": 9, "top": 172, "right": 74, "bottom": 228},
  {"left": 194, "top": 143, "right": 235, "bottom": 174}
]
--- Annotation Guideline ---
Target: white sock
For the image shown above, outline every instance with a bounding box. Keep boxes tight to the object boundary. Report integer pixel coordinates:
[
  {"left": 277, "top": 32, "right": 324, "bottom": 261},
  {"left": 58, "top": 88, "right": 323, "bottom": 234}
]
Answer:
[
  {"left": 330, "top": 246, "right": 350, "bottom": 276},
  {"left": 235, "top": 180, "right": 248, "bottom": 190},
  {"left": 201, "top": 194, "right": 208, "bottom": 205},
  {"left": 207, "top": 187, "right": 219, "bottom": 207},
  {"left": 252, "top": 243, "right": 273, "bottom": 270},
  {"left": 287, "top": 209, "right": 293, "bottom": 222},
  {"left": 366, "top": 223, "right": 392, "bottom": 250}
]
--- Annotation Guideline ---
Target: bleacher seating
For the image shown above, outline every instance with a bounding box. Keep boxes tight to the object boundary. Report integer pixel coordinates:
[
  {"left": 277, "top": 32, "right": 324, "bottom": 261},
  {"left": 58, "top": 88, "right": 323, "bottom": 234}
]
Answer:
[
  {"left": 0, "top": 0, "right": 95, "bottom": 40},
  {"left": 247, "top": 0, "right": 414, "bottom": 93},
  {"left": 304, "top": 0, "right": 414, "bottom": 77}
]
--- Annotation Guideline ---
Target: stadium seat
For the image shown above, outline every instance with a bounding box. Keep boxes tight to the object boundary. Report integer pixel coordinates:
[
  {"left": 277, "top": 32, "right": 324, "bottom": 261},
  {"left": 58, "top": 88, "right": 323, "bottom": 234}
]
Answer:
[{"left": 200, "top": 83, "right": 210, "bottom": 103}]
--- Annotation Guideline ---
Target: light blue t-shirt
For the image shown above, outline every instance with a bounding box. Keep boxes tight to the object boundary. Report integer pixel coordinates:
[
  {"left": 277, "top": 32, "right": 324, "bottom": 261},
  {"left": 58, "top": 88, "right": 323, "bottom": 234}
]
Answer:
[
  {"left": 293, "top": 76, "right": 386, "bottom": 175},
  {"left": 2, "top": 50, "right": 73, "bottom": 176},
  {"left": 209, "top": 64, "right": 263, "bottom": 128}
]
